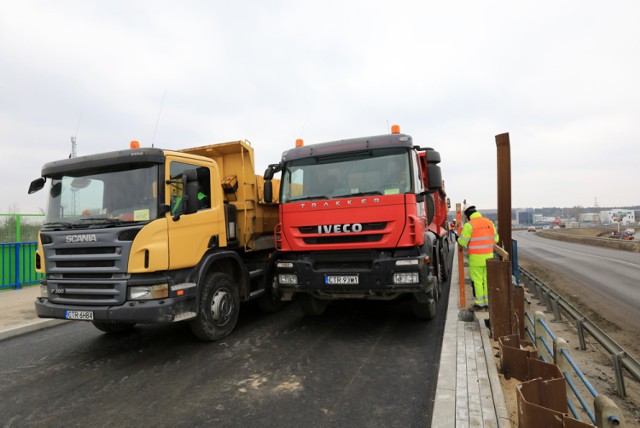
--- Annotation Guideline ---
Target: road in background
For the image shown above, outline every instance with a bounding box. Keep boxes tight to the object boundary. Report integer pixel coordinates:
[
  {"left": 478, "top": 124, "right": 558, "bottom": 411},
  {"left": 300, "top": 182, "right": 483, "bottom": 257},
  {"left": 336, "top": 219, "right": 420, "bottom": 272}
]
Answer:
[
  {"left": 514, "top": 230, "right": 640, "bottom": 356},
  {"left": 0, "top": 283, "right": 450, "bottom": 427}
]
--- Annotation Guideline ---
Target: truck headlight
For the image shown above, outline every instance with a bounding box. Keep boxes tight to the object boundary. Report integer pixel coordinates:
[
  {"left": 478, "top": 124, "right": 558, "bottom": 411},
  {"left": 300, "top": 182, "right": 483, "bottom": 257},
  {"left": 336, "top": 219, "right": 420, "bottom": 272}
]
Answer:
[
  {"left": 128, "top": 283, "right": 169, "bottom": 300},
  {"left": 40, "top": 285, "right": 49, "bottom": 298},
  {"left": 395, "top": 259, "right": 419, "bottom": 266},
  {"left": 393, "top": 272, "right": 419, "bottom": 284},
  {"left": 277, "top": 262, "right": 294, "bottom": 268},
  {"left": 278, "top": 274, "right": 298, "bottom": 285}
]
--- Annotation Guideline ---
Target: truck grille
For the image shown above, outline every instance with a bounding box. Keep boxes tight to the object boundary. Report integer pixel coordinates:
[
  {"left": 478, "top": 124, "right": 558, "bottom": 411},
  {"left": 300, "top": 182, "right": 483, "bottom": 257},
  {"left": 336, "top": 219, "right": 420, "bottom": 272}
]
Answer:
[
  {"left": 298, "top": 222, "right": 386, "bottom": 234},
  {"left": 42, "top": 229, "right": 135, "bottom": 306},
  {"left": 303, "top": 234, "right": 383, "bottom": 244},
  {"left": 299, "top": 222, "right": 386, "bottom": 245}
]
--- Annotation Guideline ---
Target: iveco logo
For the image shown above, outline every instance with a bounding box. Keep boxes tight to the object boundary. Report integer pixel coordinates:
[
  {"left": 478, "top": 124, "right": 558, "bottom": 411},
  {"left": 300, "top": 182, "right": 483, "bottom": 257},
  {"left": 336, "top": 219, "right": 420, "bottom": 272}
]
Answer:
[
  {"left": 66, "top": 234, "right": 98, "bottom": 243},
  {"left": 301, "top": 197, "right": 380, "bottom": 209},
  {"left": 318, "top": 224, "right": 363, "bottom": 234}
]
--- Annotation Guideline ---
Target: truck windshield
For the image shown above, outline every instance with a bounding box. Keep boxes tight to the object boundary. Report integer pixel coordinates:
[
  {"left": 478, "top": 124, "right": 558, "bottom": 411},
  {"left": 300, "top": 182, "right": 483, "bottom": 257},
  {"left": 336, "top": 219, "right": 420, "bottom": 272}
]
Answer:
[
  {"left": 44, "top": 164, "right": 159, "bottom": 227},
  {"left": 281, "top": 148, "right": 412, "bottom": 203}
]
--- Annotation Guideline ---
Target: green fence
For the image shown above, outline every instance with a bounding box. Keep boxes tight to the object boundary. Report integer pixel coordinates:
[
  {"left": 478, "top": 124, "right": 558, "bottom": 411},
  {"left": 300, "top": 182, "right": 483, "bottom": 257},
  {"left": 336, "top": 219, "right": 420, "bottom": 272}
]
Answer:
[
  {"left": 1, "top": 242, "right": 42, "bottom": 289},
  {"left": 0, "top": 214, "right": 45, "bottom": 289}
]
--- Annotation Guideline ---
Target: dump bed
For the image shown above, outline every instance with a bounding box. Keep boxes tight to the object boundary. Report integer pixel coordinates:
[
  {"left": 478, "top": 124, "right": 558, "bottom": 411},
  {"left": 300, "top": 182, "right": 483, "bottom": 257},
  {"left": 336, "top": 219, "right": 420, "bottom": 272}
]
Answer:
[{"left": 180, "top": 140, "right": 279, "bottom": 251}]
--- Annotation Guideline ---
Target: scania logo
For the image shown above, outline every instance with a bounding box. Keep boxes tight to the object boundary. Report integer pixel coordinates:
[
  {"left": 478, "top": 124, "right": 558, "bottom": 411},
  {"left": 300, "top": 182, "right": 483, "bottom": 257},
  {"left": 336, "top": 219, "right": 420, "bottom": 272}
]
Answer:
[
  {"left": 318, "top": 224, "right": 363, "bottom": 234},
  {"left": 300, "top": 197, "right": 380, "bottom": 209},
  {"left": 66, "top": 234, "right": 98, "bottom": 243}
]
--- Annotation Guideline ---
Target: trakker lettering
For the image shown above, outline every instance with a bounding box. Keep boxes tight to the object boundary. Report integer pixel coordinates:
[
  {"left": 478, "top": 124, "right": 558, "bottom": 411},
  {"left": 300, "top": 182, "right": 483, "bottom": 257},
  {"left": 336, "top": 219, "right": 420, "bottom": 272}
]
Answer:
[
  {"left": 317, "top": 224, "right": 363, "bottom": 234},
  {"left": 300, "top": 197, "right": 380, "bottom": 209},
  {"left": 65, "top": 234, "right": 98, "bottom": 243}
]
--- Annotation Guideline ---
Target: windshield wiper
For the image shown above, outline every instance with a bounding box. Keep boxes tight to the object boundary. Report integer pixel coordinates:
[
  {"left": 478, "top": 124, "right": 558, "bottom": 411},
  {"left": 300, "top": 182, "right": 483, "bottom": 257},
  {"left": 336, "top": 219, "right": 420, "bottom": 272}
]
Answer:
[
  {"left": 76, "top": 217, "right": 125, "bottom": 226},
  {"left": 42, "top": 221, "right": 73, "bottom": 230},
  {"left": 288, "top": 194, "right": 330, "bottom": 202},
  {"left": 334, "top": 191, "right": 382, "bottom": 198}
]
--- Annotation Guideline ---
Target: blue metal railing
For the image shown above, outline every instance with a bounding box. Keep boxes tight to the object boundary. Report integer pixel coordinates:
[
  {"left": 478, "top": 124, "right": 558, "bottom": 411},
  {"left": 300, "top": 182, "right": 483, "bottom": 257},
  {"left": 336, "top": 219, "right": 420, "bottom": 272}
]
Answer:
[
  {"left": 1, "top": 242, "right": 42, "bottom": 290},
  {"left": 521, "top": 266, "right": 640, "bottom": 398},
  {"left": 561, "top": 348, "right": 598, "bottom": 422},
  {"left": 529, "top": 314, "right": 598, "bottom": 423}
]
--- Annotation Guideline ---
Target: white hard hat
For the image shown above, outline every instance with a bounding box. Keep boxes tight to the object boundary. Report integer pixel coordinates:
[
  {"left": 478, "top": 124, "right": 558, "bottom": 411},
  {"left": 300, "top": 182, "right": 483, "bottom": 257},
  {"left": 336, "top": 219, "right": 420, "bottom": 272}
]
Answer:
[{"left": 463, "top": 203, "right": 476, "bottom": 215}]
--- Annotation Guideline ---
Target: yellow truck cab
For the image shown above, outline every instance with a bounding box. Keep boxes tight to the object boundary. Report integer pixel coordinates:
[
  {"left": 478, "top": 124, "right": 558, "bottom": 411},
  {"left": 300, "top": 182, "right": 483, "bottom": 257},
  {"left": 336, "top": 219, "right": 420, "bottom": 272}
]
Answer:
[{"left": 28, "top": 140, "right": 280, "bottom": 341}]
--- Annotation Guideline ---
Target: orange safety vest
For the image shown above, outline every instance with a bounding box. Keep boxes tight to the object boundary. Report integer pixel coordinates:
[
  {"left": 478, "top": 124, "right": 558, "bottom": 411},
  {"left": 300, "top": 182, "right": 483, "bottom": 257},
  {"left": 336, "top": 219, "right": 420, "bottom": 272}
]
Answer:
[{"left": 467, "top": 216, "right": 496, "bottom": 255}]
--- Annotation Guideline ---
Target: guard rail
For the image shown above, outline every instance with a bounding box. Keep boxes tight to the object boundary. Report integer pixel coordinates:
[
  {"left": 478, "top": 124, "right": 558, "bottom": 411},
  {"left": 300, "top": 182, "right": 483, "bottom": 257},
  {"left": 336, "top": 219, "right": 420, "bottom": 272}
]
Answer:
[{"left": 520, "top": 266, "right": 640, "bottom": 398}]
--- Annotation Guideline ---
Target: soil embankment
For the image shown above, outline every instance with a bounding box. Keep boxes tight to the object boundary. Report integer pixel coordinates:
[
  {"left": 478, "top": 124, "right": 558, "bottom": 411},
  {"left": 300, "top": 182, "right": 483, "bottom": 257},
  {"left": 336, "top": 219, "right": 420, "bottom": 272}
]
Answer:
[{"left": 535, "top": 226, "right": 640, "bottom": 252}]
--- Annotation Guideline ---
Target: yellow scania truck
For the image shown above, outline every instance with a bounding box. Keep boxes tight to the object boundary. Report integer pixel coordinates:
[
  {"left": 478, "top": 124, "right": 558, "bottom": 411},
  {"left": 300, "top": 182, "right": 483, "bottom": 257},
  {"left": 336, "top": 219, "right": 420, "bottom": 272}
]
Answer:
[{"left": 28, "top": 140, "right": 279, "bottom": 341}]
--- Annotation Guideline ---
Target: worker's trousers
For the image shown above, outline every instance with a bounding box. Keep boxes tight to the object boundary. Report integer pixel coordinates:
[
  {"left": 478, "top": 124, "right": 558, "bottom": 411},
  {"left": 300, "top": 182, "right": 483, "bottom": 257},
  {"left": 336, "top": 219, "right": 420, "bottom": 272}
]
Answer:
[{"left": 469, "top": 265, "right": 488, "bottom": 306}]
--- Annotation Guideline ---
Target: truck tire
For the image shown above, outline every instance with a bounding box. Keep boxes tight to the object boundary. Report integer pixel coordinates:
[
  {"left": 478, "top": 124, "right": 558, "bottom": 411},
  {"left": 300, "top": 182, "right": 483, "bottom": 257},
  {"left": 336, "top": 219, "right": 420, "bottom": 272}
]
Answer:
[
  {"left": 426, "top": 194, "right": 436, "bottom": 226},
  {"left": 431, "top": 250, "right": 442, "bottom": 301},
  {"left": 412, "top": 295, "right": 436, "bottom": 320},
  {"left": 92, "top": 321, "right": 136, "bottom": 333},
  {"left": 190, "top": 272, "right": 239, "bottom": 341},
  {"left": 298, "top": 294, "right": 328, "bottom": 316},
  {"left": 439, "top": 239, "right": 449, "bottom": 282}
]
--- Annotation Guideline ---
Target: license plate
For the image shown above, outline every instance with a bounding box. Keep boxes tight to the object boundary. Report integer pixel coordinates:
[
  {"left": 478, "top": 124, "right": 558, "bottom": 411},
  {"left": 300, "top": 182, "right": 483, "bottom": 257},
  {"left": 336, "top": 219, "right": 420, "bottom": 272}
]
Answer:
[
  {"left": 65, "top": 310, "right": 94, "bottom": 320},
  {"left": 325, "top": 275, "right": 359, "bottom": 285}
]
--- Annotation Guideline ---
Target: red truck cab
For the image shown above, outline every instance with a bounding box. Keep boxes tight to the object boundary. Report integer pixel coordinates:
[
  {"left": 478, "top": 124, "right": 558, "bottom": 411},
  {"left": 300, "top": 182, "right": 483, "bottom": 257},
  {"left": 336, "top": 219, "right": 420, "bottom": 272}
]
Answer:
[{"left": 263, "top": 126, "right": 451, "bottom": 319}]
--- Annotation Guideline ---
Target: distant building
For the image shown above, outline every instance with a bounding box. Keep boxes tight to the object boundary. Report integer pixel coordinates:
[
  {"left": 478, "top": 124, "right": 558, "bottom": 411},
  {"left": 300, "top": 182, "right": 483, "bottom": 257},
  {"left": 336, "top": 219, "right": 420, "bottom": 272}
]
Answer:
[
  {"left": 517, "top": 211, "right": 534, "bottom": 225},
  {"left": 478, "top": 209, "right": 498, "bottom": 222},
  {"left": 579, "top": 212, "right": 600, "bottom": 223},
  {"left": 600, "top": 209, "right": 635, "bottom": 225}
]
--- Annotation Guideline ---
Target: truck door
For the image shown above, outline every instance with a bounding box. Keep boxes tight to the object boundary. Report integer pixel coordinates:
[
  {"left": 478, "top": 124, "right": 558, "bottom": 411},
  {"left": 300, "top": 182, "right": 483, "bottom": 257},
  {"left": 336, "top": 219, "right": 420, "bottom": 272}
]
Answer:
[
  {"left": 415, "top": 151, "right": 429, "bottom": 228},
  {"left": 165, "top": 157, "right": 223, "bottom": 270}
]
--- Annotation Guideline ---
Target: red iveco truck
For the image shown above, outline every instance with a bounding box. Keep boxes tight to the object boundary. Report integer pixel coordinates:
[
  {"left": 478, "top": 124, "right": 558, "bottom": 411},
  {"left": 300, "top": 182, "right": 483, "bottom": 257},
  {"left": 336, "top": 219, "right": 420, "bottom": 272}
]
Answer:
[{"left": 263, "top": 125, "right": 451, "bottom": 319}]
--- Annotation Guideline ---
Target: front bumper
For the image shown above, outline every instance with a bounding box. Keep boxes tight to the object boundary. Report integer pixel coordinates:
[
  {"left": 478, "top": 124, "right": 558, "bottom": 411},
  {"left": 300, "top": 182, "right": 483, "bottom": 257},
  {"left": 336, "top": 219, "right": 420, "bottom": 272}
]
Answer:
[
  {"left": 275, "top": 251, "right": 435, "bottom": 299},
  {"left": 35, "top": 297, "right": 178, "bottom": 323}
]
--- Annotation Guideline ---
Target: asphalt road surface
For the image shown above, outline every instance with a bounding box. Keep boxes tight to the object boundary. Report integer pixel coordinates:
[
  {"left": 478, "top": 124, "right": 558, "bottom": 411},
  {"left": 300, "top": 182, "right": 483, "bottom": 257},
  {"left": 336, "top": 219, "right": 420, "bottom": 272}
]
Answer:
[
  {"left": 514, "top": 230, "right": 640, "bottom": 350},
  {"left": 0, "top": 282, "right": 450, "bottom": 427}
]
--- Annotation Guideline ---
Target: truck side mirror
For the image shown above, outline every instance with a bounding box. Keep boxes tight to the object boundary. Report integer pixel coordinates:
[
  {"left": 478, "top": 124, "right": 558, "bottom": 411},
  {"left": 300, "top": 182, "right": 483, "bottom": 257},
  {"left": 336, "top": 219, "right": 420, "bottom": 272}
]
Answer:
[
  {"left": 172, "top": 169, "right": 200, "bottom": 220},
  {"left": 264, "top": 168, "right": 274, "bottom": 181},
  {"left": 183, "top": 169, "right": 199, "bottom": 215},
  {"left": 185, "top": 181, "right": 199, "bottom": 214},
  {"left": 264, "top": 180, "right": 273, "bottom": 204},
  {"left": 263, "top": 163, "right": 281, "bottom": 205},
  {"left": 427, "top": 164, "right": 443, "bottom": 192},
  {"left": 28, "top": 177, "right": 46, "bottom": 194}
]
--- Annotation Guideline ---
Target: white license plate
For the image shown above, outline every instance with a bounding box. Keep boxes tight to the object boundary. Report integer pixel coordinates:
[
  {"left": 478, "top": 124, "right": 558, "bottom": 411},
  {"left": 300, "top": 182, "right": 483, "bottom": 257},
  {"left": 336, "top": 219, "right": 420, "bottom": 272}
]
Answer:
[
  {"left": 65, "top": 310, "right": 94, "bottom": 320},
  {"left": 325, "top": 275, "right": 359, "bottom": 285}
]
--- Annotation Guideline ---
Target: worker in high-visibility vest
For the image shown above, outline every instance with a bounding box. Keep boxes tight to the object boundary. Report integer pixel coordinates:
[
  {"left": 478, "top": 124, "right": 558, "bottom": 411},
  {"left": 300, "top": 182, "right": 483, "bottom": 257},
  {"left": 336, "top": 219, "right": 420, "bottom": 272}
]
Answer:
[{"left": 456, "top": 204, "right": 499, "bottom": 310}]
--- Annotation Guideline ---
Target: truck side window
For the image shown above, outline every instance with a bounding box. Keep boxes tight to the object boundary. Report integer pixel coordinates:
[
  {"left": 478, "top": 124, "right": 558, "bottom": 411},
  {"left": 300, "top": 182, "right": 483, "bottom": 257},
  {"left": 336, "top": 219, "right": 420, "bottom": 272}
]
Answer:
[
  {"left": 169, "top": 162, "right": 211, "bottom": 215},
  {"left": 195, "top": 166, "right": 210, "bottom": 209}
]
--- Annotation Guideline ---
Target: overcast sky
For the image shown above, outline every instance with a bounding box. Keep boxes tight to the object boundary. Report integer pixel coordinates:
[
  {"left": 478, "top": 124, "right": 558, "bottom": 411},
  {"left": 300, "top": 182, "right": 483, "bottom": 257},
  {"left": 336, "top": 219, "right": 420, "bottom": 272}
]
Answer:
[{"left": 2, "top": 1, "right": 639, "bottom": 215}]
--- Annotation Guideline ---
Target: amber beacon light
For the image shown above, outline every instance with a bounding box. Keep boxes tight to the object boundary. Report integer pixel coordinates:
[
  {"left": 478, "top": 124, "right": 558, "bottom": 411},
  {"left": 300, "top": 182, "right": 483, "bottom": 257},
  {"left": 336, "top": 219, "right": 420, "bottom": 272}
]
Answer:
[{"left": 391, "top": 124, "right": 401, "bottom": 134}]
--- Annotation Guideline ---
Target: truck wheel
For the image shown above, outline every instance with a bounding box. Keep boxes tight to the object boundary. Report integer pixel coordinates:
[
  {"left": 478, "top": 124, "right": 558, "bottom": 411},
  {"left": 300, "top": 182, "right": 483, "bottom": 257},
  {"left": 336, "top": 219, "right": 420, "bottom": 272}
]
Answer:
[
  {"left": 412, "top": 295, "right": 436, "bottom": 320},
  {"left": 92, "top": 321, "right": 136, "bottom": 333},
  {"left": 433, "top": 277, "right": 440, "bottom": 301},
  {"left": 431, "top": 251, "right": 442, "bottom": 300},
  {"left": 190, "top": 272, "right": 239, "bottom": 341},
  {"left": 298, "top": 294, "right": 328, "bottom": 316},
  {"left": 439, "top": 240, "right": 449, "bottom": 282}
]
